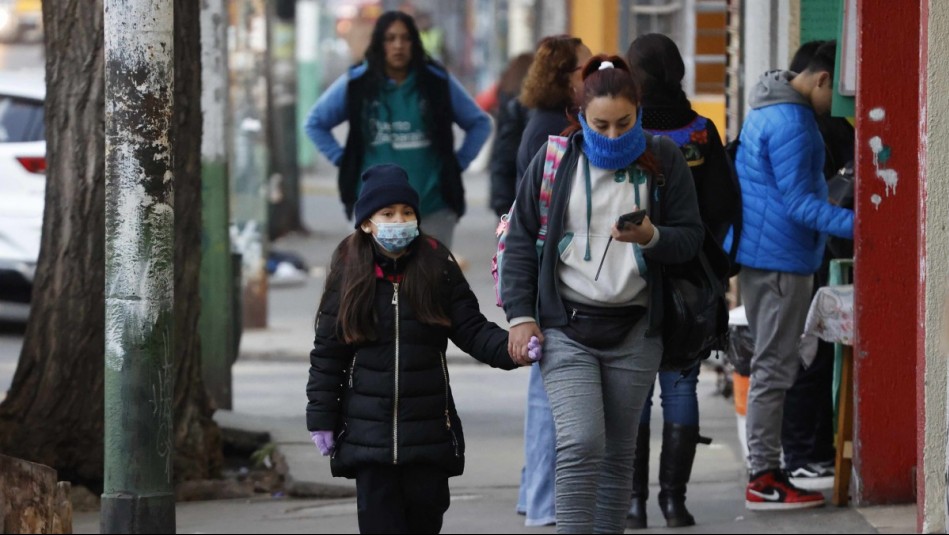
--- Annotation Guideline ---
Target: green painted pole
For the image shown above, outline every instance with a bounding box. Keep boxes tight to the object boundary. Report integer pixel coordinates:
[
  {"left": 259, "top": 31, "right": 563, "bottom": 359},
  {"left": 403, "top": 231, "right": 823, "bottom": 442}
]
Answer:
[
  {"left": 200, "top": 0, "right": 235, "bottom": 410},
  {"left": 102, "top": 0, "right": 176, "bottom": 532}
]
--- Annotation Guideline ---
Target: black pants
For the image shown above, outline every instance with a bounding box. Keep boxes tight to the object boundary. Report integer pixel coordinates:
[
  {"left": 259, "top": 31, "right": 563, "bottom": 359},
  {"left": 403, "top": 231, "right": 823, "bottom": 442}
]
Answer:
[
  {"left": 355, "top": 464, "right": 450, "bottom": 534},
  {"left": 781, "top": 339, "right": 836, "bottom": 470}
]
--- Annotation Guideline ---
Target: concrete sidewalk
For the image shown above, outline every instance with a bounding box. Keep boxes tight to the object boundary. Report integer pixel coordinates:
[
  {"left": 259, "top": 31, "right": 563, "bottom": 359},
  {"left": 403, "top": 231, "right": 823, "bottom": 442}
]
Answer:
[
  {"left": 73, "top": 358, "right": 915, "bottom": 534},
  {"left": 72, "top": 170, "right": 915, "bottom": 533}
]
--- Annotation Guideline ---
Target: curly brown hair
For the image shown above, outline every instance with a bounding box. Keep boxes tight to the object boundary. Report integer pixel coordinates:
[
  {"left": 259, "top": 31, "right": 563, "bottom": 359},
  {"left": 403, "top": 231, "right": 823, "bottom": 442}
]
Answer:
[{"left": 519, "top": 35, "right": 584, "bottom": 110}]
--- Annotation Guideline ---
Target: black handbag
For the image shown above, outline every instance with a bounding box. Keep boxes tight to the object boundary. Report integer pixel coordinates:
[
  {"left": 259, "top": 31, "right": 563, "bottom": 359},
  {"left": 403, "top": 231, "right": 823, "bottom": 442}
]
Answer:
[
  {"left": 826, "top": 162, "right": 855, "bottom": 259},
  {"left": 659, "top": 226, "right": 730, "bottom": 372},
  {"left": 650, "top": 134, "right": 730, "bottom": 372},
  {"left": 827, "top": 162, "right": 855, "bottom": 209}
]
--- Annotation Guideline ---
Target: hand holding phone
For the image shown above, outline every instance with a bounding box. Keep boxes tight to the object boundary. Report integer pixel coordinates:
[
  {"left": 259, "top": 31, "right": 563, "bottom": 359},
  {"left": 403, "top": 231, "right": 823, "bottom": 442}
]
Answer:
[
  {"left": 596, "top": 209, "right": 649, "bottom": 281},
  {"left": 617, "top": 209, "right": 647, "bottom": 229}
]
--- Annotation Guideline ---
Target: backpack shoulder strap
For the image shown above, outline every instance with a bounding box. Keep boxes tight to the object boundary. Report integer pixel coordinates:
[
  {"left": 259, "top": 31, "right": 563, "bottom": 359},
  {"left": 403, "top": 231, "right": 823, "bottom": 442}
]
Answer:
[
  {"left": 537, "top": 135, "right": 568, "bottom": 242},
  {"left": 649, "top": 135, "right": 670, "bottom": 225},
  {"left": 724, "top": 130, "right": 742, "bottom": 262},
  {"left": 650, "top": 134, "right": 668, "bottom": 173}
]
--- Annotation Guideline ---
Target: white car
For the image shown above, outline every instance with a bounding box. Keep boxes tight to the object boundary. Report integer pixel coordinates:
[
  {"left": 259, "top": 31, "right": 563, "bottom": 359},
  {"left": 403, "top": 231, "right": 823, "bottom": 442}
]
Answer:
[{"left": 0, "top": 70, "right": 44, "bottom": 322}]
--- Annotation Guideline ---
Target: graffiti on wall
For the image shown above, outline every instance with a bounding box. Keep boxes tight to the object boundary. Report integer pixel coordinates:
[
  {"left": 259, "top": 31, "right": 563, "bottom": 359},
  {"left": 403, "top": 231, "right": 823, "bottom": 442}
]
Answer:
[{"left": 866, "top": 107, "right": 897, "bottom": 210}]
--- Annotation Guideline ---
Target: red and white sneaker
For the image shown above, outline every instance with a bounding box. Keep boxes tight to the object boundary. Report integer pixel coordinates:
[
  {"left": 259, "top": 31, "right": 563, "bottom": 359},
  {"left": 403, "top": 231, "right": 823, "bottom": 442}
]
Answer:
[{"left": 745, "top": 469, "right": 826, "bottom": 511}]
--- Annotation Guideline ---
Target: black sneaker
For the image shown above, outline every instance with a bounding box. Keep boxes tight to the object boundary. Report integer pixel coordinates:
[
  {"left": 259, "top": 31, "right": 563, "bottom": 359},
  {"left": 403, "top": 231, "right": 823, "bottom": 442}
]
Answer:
[{"left": 788, "top": 462, "right": 835, "bottom": 490}]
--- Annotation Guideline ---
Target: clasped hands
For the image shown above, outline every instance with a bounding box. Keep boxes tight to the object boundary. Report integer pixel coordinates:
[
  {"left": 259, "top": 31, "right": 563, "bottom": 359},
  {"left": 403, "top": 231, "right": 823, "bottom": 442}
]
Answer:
[{"left": 509, "top": 323, "right": 543, "bottom": 366}]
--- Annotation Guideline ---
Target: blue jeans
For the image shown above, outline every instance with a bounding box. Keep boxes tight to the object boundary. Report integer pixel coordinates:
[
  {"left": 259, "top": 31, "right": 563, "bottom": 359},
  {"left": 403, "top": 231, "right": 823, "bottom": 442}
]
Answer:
[
  {"left": 639, "top": 366, "right": 700, "bottom": 427},
  {"left": 516, "top": 363, "right": 557, "bottom": 526},
  {"left": 540, "top": 321, "right": 662, "bottom": 533}
]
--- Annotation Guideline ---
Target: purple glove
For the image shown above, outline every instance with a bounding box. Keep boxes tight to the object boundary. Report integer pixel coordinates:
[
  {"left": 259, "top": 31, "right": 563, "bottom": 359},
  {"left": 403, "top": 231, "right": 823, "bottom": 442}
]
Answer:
[
  {"left": 528, "top": 336, "right": 543, "bottom": 362},
  {"left": 311, "top": 430, "right": 335, "bottom": 456}
]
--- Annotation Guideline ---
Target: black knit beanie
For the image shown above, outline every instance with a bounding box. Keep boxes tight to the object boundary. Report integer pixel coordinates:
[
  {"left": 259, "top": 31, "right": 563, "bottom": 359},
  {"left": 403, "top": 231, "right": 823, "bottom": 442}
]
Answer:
[{"left": 353, "top": 164, "right": 420, "bottom": 228}]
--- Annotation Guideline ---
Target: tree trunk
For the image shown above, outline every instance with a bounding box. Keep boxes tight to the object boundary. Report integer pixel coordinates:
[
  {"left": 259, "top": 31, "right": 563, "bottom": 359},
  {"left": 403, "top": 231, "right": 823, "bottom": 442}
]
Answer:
[
  {"left": 0, "top": 0, "right": 221, "bottom": 490},
  {"left": 0, "top": 454, "right": 73, "bottom": 534},
  {"left": 0, "top": 0, "right": 107, "bottom": 488},
  {"left": 172, "top": 0, "right": 223, "bottom": 482}
]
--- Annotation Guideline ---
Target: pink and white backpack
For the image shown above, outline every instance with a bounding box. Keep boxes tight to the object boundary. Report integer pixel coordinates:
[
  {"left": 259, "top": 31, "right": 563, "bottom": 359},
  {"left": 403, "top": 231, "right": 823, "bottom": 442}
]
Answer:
[{"left": 491, "top": 135, "right": 568, "bottom": 307}]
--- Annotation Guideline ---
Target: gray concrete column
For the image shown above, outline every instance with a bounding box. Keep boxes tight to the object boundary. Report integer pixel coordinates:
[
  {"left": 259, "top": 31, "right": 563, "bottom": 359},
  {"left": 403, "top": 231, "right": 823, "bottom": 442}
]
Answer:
[{"left": 922, "top": 2, "right": 949, "bottom": 531}]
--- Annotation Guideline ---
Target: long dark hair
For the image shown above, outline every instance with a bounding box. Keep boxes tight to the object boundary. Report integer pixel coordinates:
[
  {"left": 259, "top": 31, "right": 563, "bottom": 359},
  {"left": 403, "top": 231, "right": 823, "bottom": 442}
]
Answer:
[
  {"left": 361, "top": 11, "right": 442, "bottom": 154},
  {"left": 321, "top": 231, "right": 451, "bottom": 345},
  {"left": 364, "top": 12, "right": 431, "bottom": 90},
  {"left": 564, "top": 54, "right": 660, "bottom": 175},
  {"left": 625, "top": 33, "right": 689, "bottom": 108}
]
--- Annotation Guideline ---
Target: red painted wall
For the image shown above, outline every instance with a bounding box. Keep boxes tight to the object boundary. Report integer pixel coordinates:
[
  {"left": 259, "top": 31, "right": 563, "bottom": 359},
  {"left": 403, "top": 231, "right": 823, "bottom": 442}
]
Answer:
[{"left": 854, "top": 0, "right": 920, "bottom": 505}]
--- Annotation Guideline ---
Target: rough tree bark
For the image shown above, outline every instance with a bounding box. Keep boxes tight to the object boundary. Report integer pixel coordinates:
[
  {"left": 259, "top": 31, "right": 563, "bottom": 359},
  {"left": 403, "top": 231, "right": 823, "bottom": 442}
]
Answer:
[
  {"left": 0, "top": 0, "right": 107, "bottom": 488},
  {"left": 0, "top": 0, "right": 221, "bottom": 489},
  {"left": 172, "top": 0, "right": 222, "bottom": 481}
]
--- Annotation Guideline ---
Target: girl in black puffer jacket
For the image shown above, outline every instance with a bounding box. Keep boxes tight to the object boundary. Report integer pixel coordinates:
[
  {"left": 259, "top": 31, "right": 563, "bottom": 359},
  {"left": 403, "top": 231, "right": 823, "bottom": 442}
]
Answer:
[{"left": 306, "top": 164, "right": 528, "bottom": 534}]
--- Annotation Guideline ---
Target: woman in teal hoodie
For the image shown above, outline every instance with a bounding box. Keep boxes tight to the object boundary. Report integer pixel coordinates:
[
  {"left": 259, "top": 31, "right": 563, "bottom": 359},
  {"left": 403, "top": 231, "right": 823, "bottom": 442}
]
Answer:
[{"left": 304, "top": 11, "right": 491, "bottom": 249}]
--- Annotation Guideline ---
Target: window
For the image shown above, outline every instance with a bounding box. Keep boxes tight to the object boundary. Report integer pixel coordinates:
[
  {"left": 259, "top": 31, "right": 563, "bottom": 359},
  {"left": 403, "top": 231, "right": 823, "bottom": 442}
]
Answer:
[{"left": 0, "top": 96, "right": 44, "bottom": 143}]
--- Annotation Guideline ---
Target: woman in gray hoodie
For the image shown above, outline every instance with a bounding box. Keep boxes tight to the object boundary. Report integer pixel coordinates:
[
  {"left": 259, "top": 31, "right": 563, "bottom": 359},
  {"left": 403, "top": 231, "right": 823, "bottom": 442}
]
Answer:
[{"left": 501, "top": 55, "right": 703, "bottom": 533}]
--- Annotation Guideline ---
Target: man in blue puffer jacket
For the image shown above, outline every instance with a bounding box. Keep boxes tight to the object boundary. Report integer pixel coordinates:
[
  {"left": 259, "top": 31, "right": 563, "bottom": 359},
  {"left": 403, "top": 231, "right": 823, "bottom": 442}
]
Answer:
[{"left": 724, "top": 41, "right": 854, "bottom": 511}]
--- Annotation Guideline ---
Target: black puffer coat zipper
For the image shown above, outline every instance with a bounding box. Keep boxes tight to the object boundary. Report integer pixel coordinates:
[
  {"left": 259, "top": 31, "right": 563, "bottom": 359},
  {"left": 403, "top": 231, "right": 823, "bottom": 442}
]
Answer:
[{"left": 392, "top": 281, "right": 401, "bottom": 464}]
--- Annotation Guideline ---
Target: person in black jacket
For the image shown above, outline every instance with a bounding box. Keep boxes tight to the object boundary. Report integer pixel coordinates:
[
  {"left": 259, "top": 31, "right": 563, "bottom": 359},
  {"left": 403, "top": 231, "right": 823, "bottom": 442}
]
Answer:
[
  {"left": 489, "top": 53, "right": 534, "bottom": 218},
  {"left": 623, "top": 33, "right": 734, "bottom": 529},
  {"left": 306, "top": 164, "right": 529, "bottom": 534},
  {"left": 516, "top": 35, "right": 592, "bottom": 180}
]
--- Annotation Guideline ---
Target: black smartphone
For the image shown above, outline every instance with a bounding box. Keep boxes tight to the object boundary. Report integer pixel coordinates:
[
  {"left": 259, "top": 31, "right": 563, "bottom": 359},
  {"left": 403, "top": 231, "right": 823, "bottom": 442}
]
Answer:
[{"left": 617, "top": 209, "right": 647, "bottom": 229}]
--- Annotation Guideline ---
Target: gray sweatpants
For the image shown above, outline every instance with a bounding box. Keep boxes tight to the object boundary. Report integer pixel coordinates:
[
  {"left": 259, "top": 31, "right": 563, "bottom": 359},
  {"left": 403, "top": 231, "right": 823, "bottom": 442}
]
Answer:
[
  {"left": 540, "top": 319, "right": 662, "bottom": 534},
  {"left": 739, "top": 266, "right": 814, "bottom": 475}
]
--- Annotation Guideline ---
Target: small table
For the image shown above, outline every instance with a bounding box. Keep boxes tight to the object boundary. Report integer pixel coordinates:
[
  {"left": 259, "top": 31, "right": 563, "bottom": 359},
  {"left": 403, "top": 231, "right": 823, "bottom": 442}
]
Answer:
[{"left": 800, "top": 283, "right": 854, "bottom": 506}]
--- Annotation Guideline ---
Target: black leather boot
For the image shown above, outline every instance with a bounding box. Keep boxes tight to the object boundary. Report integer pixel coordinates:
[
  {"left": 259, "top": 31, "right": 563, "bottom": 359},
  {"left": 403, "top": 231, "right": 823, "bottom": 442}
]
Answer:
[
  {"left": 627, "top": 424, "right": 650, "bottom": 529},
  {"left": 657, "top": 423, "right": 707, "bottom": 528}
]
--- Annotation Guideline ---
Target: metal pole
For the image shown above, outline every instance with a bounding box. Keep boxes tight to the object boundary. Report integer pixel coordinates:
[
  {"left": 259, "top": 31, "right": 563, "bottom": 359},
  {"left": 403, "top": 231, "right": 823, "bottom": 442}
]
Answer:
[
  {"left": 619, "top": 0, "right": 631, "bottom": 55},
  {"left": 267, "top": 0, "right": 303, "bottom": 238},
  {"left": 682, "top": 0, "right": 697, "bottom": 97},
  {"left": 229, "top": 0, "right": 270, "bottom": 329},
  {"left": 507, "top": 0, "right": 534, "bottom": 56},
  {"left": 200, "top": 0, "right": 235, "bottom": 410},
  {"left": 102, "top": 0, "right": 176, "bottom": 532},
  {"left": 296, "top": 0, "right": 321, "bottom": 171}
]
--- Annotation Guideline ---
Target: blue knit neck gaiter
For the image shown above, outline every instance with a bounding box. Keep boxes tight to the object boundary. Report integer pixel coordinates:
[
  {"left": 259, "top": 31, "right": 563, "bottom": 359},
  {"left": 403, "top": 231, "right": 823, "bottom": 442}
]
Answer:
[{"left": 579, "top": 110, "right": 646, "bottom": 170}]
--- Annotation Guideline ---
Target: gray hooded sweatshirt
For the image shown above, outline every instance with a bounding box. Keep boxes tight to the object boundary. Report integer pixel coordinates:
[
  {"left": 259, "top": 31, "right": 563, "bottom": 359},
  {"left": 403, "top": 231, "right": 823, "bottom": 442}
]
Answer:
[
  {"left": 749, "top": 70, "right": 812, "bottom": 110},
  {"left": 726, "top": 69, "right": 855, "bottom": 275}
]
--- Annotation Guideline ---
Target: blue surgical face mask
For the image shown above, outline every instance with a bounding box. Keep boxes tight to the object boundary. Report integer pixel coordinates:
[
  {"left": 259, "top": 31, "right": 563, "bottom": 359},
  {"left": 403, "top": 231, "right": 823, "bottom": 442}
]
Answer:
[
  {"left": 371, "top": 220, "right": 419, "bottom": 254},
  {"left": 579, "top": 110, "right": 646, "bottom": 170}
]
